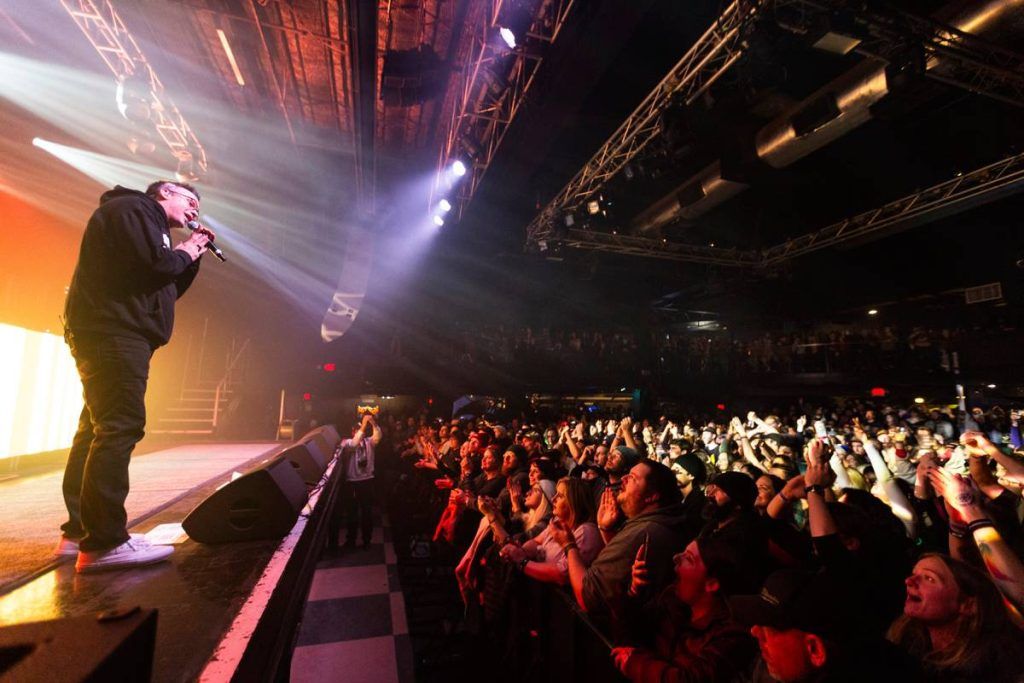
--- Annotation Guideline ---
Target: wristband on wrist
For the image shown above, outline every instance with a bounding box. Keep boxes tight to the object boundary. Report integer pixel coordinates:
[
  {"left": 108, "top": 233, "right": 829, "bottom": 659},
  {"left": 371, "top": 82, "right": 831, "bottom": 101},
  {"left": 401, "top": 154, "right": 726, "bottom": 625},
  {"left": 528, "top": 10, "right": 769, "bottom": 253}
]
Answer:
[
  {"left": 806, "top": 484, "right": 827, "bottom": 496},
  {"left": 562, "top": 542, "right": 578, "bottom": 552},
  {"left": 949, "top": 522, "right": 968, "bottom": 539},
  {"left": 967, "top": 519, "right": 996, "bottom": 534},
  {"left": 778, "top": 491, "right": 791, "bottom": 503}
]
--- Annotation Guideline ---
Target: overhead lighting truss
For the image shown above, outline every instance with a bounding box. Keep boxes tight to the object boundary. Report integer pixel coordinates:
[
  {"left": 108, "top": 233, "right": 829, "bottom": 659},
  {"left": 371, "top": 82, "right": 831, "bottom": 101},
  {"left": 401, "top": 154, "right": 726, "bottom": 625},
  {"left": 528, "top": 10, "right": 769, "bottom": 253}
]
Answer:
[
  {"left": 525, "top": 0, "right": 762, "bottom": 246},
  {"left": 771, "top": 0, "right": 1024, "bottom": 109},
  {"left": 433, "top": 0, "right": 577, "bottom": 219},
  {"left": 557, "top": 229, "right": 763, "bottom": 266},
  {"left": 759, "top": 149, "right": 1024, "bottom": 265},
  {"left": 525, "top": 0, "right": 1024, "bottom": 263},
  {"left": 548, "top": 151, "right": 1024, "bottom": 266},
  {"left": 60, "top": 0, "right": 208, "bottom": 175}
]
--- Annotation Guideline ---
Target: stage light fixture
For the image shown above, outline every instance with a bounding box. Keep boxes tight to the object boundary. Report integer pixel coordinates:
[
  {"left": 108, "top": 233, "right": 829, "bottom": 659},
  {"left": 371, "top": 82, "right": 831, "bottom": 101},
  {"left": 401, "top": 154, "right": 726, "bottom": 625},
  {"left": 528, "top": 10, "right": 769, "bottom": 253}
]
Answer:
[
  {"left": 867, "top": 309, "right": 878, "bottom": 316},
  {"left": 586, "top": 199, "right": 600, "bottom": 215},
  {"left": 914, "top": 397, "right": 925, "bottom": 404},
  {"left": 115, "top": 75, "right": 152, "bottom": 123},
  {"left": 987, "top": 383, "right": 997, "bottom": 389},
  {"left": 438, "top": 198, "right": 452, "bottom": 213},
  {"left": 175, "top": 155, "right": 201, "bottom": 183},
  {"left": 451, "top": 160, "right": 467, "bottom": 177},
  {"left": 433, "top": 214, "right": 445, "bottom": 227},
  {"left": 499, "top": 27, "right": 517, "bottom": 49}
]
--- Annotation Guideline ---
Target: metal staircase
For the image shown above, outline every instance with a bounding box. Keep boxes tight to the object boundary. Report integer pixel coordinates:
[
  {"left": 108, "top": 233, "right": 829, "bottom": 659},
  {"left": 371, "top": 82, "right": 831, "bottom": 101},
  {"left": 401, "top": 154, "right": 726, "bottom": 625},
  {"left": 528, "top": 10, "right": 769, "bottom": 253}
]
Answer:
[{"left": 151, "top": 324, "right": 251, "bottom": 436}]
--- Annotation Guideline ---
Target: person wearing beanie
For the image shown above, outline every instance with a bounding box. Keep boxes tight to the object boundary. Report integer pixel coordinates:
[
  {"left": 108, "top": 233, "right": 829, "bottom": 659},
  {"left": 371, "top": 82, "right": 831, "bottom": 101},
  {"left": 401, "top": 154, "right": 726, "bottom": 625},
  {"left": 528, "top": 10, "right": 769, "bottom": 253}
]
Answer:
[
  {"left": 699, "top": 472, "right": 773, "bottom": 579},
  {"left": 606, "top": 444, "right": 641, "bottom": 489},
  {"left": 669, "top": 452, "right": 709, "bottom": 541}
]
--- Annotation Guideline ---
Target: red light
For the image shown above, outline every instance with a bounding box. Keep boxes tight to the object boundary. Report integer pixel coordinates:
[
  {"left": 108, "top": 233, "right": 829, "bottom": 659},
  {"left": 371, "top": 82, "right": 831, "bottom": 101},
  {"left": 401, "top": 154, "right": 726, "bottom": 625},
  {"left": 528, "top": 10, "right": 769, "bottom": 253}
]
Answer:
[
  {"left": 427, "top": 397, "right": 433, "bottom": 406},
  {"left": 323, "top": 363, "right": 336, "bottom": 372},
  {"left": 870, "top": 387, "right": 887, "bottom": 397},
  {"left": 302, "top": 392, "right": 312, "bottom": 401},
  {"left": 716, "top": 403, "right": 726, "bottom": 411}
]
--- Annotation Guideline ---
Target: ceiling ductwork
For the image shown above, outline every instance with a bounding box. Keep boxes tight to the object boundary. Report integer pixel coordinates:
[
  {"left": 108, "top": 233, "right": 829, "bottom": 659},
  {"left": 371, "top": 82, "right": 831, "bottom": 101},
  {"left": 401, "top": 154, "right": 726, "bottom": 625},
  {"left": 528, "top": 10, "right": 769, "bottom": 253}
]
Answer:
[
  {"left": 631, "top": 0, "right": 1021, "bottom": 235},
  {"left": 754, "top": 60, "right": 888, "bottom": 169}
]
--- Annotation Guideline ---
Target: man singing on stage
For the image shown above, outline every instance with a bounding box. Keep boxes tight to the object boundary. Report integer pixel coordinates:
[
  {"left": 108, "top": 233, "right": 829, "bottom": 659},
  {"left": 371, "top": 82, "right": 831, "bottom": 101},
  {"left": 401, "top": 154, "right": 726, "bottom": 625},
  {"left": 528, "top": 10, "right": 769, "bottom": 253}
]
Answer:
[{"left": 57, "top": 180, "right": 215, "bottom": 573}]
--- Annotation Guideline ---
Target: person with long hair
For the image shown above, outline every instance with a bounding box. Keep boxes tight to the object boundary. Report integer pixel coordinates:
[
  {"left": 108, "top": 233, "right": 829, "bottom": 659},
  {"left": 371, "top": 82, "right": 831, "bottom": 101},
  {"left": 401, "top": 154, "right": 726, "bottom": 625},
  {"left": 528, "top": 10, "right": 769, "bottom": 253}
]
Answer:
[
  {"left": 500, "top": 477, "right": 603, "bottom": 583},
  {"left": 888, "top": 553, "right": 1023, "bottom": 682}
]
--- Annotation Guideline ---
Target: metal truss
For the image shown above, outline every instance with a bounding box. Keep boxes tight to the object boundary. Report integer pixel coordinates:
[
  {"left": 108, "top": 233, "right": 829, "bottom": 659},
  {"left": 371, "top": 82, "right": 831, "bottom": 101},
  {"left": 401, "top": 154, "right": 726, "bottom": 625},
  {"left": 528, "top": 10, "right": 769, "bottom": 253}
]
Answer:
[
  {"left": 525, "top": 0, "right": 761, "bottom": 245},
  {"left": 759, "top": 150, "right": 1024, "bottom": 265},
  {"left": 549, "top": 151, "right": 1024, "bottom": 266},
  {"left": 432, "top": 0, "right": 577, "bottom": 219},
  {"left": 553, "top": 229, "right": 762, "bottom": 266},
  {"left": 772, "top": 0, "right": 1024, "bottom": 109},
  {"left": 60, "top": 0, "right": 208, "bottom": 174},
  {"left": 525, "top": 0, "right": 1024, "bottom": 251}
]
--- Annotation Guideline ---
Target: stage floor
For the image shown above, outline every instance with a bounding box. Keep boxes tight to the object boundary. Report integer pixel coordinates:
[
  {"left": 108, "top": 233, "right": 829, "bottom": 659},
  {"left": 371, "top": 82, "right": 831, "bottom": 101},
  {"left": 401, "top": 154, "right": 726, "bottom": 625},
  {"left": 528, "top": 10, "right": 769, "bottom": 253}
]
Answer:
[{"left": 0, "top": 442, "right": 281, "bottom": 592}]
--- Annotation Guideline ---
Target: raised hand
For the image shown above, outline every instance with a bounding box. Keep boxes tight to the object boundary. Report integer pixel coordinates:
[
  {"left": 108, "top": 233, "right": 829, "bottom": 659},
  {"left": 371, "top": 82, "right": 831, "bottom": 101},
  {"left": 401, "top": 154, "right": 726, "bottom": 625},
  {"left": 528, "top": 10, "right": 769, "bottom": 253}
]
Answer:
[
  {"left": 477, "top": 495, "right": 497, "bottom": 518},
  {"left": 960, "top": 431, "right": 993, "bottom": 458},
  {"left": 782, "top": 473, "right": 807, "bottom": 501},
  {"left": 627, "top": 541, "right": 649, "bottom": 596},
  {"left": 597, "top": 488, "right": 622, "bottom": 530},
  {"left": 804, "top": 453, "right": 836, "bottom": 489},
  {"left": 851, "top": 417, "right": 867, "bottom": 442},
  {"left": 508, "top": 478, "right": 523, "bottom": 513},
  {"left": 548, "top": 516, "right": 572, "bottom": 548},
  {"left": 610, "top": 647, "right": 636, "bottom": 675}
]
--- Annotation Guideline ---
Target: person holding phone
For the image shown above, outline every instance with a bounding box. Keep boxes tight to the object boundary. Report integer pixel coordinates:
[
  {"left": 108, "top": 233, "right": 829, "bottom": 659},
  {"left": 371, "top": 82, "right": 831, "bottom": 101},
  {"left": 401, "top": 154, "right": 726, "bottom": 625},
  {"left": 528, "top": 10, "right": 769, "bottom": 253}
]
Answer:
[{"left": 611, "top": 536, "right": 761, "bottom": 683}]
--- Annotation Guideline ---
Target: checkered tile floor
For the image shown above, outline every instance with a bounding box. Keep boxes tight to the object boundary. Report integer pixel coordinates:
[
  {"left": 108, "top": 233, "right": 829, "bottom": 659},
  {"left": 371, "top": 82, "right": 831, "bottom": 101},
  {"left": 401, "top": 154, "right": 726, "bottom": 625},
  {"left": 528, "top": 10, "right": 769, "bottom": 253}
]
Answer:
[{"left": 291, "top": 513, "right": 414, "bottom": 683}]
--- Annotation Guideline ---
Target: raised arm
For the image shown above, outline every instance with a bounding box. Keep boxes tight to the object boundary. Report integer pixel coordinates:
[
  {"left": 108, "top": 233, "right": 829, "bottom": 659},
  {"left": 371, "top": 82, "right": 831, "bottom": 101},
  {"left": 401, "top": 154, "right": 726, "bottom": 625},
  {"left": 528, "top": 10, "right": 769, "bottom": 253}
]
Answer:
[
  {"left": 349, "top": 415, "right": 371, "bottom": 448},
  {"left": 620, "top": 417, "right": 639, "bottom": 451},
  {"left": 938, "top": 469, "right": 1024, "bottom": 611},
  {"left": 857, "top": 423, "right": 916, "bottom": 536},
  {"left": 963, "top": 431, "right": 1024, "bottom": 486},
  {"left": 368, "top": 415, "right": 382, "bottom": 447}
]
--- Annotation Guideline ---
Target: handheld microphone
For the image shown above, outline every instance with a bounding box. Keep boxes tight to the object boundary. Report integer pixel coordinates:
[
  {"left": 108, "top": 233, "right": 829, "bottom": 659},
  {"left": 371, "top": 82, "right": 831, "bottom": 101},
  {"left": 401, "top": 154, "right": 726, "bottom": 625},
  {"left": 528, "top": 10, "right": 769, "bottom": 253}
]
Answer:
[{"left": 186, "top": 220, "right": 227, "bottom": 262}]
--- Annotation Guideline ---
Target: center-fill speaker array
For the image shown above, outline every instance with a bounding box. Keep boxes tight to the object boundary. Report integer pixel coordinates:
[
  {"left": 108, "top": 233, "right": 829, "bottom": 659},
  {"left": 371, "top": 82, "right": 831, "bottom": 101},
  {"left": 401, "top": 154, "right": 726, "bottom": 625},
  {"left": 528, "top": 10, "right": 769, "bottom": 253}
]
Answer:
[{"left": 182, "top": 425, "right": 341, "bottom": 544}]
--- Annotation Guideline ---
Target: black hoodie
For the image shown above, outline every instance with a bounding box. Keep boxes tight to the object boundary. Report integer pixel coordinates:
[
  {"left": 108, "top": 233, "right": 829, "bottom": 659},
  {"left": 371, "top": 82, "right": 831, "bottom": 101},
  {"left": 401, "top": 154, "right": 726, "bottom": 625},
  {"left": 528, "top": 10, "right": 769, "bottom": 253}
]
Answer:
[{"left": 65, "top": 187, "right": 200, "bottom": 348}]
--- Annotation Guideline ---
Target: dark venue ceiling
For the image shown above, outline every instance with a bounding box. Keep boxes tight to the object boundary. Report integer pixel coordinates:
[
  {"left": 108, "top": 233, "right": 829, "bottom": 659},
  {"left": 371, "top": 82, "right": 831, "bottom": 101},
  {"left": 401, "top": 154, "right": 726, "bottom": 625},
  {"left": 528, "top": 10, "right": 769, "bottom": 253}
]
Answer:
[{"left": 1, "top": 0, "right": 1023, "bottom": 377}]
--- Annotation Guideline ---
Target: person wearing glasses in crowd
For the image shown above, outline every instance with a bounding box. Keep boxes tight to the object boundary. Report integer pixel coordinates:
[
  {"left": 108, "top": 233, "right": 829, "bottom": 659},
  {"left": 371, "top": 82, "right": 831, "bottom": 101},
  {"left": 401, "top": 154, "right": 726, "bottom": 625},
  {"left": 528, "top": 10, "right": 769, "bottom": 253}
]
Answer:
[{"left": 58, "top": 181, "right": 215, "bottom": 572}]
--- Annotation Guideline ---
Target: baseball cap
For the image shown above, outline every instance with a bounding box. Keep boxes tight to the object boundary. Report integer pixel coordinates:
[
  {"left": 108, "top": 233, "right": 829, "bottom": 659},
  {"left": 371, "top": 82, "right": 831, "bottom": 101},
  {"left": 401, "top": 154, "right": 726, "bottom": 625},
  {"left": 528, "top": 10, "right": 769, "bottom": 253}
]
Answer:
[{"left": 727, "top": 569, "right": 866, "bottom": 641}]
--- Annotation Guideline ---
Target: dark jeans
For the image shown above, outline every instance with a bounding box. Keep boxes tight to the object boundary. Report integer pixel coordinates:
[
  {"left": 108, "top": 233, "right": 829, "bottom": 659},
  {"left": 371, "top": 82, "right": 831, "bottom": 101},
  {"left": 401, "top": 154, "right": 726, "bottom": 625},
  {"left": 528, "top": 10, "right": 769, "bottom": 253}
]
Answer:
[
  {"left": 341, "top": 478, "right": 374, "bottom": 545},
  {"left": 62, "top": 335, "right": 153, "bottom": 552}
]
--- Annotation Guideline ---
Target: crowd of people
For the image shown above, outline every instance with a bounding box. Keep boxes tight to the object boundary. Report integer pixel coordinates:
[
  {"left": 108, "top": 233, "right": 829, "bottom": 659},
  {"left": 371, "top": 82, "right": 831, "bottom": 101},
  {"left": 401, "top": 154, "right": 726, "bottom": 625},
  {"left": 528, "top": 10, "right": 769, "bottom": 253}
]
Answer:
[
  {"left": 384, "top": 398, "right": 1024, "bottom": 682},
  {"left": 387, "top": 322, "right": 1016, "bottom": 380}
]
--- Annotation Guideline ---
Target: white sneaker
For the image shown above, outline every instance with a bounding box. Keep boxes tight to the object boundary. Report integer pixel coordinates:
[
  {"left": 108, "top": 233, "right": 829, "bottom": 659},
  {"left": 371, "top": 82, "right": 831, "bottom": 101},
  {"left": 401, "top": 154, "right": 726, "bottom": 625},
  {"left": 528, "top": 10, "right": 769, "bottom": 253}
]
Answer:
[
  {"left": 75, "top": 537, "right": 174, "bottom": 573},
  {"left": 55, "top": 533, "right": 145, "bottom": 559},
  {"left": 54, "top": 536, "right": 82, "bottom": 558}
]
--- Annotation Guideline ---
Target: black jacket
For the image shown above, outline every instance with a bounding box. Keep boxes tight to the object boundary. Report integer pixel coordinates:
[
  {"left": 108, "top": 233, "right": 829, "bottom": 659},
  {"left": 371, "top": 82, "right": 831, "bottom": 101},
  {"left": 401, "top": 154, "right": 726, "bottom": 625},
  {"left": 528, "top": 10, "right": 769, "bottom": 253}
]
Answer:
[{"left": 65, "top": 187, "right": 200, "bottom": 347}]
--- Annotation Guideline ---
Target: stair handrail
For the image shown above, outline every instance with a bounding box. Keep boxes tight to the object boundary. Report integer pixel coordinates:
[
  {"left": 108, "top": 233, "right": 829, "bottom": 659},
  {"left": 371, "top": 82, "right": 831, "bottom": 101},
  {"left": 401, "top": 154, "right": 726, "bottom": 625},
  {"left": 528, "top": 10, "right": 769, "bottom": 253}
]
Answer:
[{"left": 212, "top": 338, "right": 251, "bottom": 428}]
